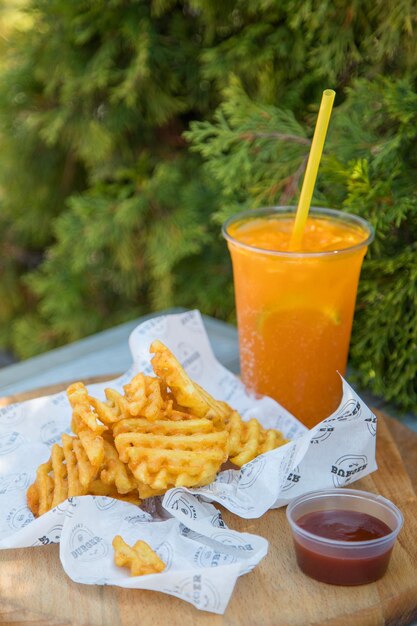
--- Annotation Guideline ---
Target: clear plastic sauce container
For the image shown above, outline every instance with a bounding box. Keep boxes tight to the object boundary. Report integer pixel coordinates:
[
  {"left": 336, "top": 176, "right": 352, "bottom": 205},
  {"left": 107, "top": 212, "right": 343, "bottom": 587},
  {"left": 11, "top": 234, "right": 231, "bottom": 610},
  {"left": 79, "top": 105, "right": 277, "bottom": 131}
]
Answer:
[{"left": 286, "top": 488, "right": 403, "bottom": 585}]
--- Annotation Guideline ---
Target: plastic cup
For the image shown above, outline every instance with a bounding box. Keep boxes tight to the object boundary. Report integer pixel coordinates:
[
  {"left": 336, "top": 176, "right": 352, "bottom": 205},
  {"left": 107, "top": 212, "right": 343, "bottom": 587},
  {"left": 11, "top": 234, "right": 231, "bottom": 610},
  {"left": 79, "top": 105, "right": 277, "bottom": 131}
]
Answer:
[
  {"left": 222, "top": 207, "right": 374, "bottom": 428},
  {"left": 286, "top": 488, "right": 403, "bottom": 585}
]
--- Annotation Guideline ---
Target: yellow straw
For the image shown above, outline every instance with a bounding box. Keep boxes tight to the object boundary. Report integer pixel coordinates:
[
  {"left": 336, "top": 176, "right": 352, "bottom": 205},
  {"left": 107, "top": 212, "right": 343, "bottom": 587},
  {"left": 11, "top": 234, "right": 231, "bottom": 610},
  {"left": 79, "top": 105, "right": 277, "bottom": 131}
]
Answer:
[{"left": 289, "top": 89, "right": 336, "bottom": 250}]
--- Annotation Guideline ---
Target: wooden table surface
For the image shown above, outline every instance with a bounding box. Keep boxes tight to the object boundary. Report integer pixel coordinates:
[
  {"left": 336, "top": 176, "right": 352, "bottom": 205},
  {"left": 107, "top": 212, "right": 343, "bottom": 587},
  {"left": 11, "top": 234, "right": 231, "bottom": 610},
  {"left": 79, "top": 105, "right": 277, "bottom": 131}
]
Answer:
[{"left": 1, "top": 378, "right": 417, "bottom": 626}]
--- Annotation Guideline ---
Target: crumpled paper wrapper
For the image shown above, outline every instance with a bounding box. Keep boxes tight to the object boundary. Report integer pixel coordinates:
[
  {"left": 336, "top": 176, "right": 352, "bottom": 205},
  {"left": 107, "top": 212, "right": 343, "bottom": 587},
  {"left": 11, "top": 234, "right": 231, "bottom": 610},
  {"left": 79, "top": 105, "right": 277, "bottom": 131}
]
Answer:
[{"left": 0, "top": 310, "right": 377, "bottom": 613}]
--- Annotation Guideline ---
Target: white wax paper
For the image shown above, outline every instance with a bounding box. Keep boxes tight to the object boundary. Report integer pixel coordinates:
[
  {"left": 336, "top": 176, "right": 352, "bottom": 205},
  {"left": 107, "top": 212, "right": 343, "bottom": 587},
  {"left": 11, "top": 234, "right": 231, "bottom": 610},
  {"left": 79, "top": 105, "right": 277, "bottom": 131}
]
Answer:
[{"left": 0, "top": 310, "right": 377, "bottom": 613}]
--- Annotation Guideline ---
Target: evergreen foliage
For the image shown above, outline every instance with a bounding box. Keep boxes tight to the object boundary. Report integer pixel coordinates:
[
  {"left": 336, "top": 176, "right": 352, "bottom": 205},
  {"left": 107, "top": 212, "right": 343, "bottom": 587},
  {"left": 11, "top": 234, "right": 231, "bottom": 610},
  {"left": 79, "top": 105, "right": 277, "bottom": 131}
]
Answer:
[{"left": 0, "top": 0, "right": 416, "bottom": 411}]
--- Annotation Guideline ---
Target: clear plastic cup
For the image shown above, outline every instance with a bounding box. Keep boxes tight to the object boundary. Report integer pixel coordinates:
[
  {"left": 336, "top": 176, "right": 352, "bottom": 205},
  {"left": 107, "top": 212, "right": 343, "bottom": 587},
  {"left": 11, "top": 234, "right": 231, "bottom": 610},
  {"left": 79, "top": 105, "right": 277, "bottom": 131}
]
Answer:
[
  {"left": 286, "top": 488, "right": 403, "bottom": 585},
  {"left": 222, "top": 207, "right": 374, "bottom": 428}
]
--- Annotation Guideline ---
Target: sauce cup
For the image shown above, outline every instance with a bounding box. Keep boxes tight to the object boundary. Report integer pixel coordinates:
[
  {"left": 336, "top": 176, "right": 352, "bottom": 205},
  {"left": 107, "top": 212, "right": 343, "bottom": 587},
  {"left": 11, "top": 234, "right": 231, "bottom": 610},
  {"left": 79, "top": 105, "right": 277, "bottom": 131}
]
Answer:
[{"left": 286, "top": 488, "right": 403, "bottom": 585}]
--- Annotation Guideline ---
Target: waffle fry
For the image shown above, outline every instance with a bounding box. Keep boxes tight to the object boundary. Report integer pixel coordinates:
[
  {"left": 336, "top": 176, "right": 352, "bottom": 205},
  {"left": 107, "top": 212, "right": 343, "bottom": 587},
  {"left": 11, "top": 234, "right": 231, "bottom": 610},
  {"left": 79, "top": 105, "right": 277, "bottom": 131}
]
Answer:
[
  {"left": 100, "top": 440, "right": 138, "bottom": 495},
  {"left": 27, "top": 435, "right": 141, "bottom": 517},
  {"left": 68, "top": 382, "right": 106, "bottom": 468},
  {"left": 112, "top": 535, "right": 166, "bottom": 576},
  {"left": 150, "top": 340, "right": 231, "bottom": 425},
  {"left": 27, "top": 437, "right": 92, "bottom": 516},
  {"left": 89, "top": 388, "right": 127, "bottom": 425},
  {"left": 67, "top": 383, "right": 107, "bottom": 435},
  {"left": 114, "top": 414, "right": 229, "bottom": 494},
  {"left": 77, "top": 428, "right": 105, "bottom": 468},
  {"left": 112, "top": 416, "right": 214, "bottom": 437},
  {"left": 227, "top": 411, "right": 288, "bottom": 467},
  {"left": 91, "top": 376, "right": 171, "bottom": 424},
  {"left": 89, "top": 480, "right": 141, "bottom": 505},
  {"left": 123, "top": 374, "right": 167, "bottom": 421}
]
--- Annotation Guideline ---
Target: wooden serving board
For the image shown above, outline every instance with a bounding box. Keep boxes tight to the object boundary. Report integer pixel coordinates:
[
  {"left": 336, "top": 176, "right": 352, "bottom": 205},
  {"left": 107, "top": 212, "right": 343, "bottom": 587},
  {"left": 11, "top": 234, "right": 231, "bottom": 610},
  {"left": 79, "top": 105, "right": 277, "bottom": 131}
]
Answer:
[{"left": 1, "top": 381, "right": 417, "bottom": 626}]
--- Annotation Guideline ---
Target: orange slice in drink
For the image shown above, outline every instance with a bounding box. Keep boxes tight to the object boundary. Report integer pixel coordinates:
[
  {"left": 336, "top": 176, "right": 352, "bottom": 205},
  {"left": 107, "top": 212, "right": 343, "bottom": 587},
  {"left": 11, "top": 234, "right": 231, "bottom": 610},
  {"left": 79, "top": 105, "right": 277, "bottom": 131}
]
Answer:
[{"left": 257, "top": 302, "right": 341, "bottom": 335}]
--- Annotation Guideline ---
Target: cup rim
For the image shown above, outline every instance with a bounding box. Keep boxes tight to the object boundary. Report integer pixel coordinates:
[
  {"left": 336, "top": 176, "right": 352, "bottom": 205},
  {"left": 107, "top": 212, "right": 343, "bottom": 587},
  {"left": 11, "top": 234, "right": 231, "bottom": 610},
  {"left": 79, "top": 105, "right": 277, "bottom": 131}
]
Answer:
[
  {"left": 286, "top": 488, "right": 404, "bottom": 548},
  {"left": 222, "top": 206, "right": 375, "bottom": 259}
]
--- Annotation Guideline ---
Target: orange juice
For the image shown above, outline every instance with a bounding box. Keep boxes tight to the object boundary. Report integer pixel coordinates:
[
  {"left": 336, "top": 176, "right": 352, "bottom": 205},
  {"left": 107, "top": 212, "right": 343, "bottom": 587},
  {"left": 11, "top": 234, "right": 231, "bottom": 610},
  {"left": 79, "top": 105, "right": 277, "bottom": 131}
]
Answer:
[{"left": 223, "top": 207, "right": 374, "bottom": 428}]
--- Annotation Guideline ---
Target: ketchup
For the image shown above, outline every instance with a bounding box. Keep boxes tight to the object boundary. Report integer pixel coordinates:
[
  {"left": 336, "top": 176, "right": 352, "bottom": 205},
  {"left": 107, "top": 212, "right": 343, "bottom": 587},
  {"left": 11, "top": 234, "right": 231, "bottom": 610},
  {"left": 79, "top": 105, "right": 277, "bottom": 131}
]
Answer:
[{"left": 293, "top": 509, "right": 393, "bottom": 585}]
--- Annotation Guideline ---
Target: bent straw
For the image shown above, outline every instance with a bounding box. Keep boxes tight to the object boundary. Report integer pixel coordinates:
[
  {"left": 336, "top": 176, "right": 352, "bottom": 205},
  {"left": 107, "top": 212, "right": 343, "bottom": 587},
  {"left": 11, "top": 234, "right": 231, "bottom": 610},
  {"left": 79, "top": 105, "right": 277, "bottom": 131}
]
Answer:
[{"left": 289, "top": 89, "right": 336, "bottom": 250}]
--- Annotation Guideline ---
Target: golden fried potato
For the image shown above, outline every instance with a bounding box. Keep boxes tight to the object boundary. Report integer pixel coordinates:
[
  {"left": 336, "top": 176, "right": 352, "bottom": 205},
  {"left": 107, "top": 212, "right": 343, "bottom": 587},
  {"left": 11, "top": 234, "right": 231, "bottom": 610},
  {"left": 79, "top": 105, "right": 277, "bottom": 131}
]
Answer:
[
  {"left": 26, "top": 483, "right": 40, "bottom": 518},
  {"left": 114, "top": 413, "right": 229, "bottom": 493},
  {"left": 67, "top": 383, "right": 107, "bottom": 435},
  {"left": 123, "top": 374, "right": 166, "bottom": 421},
  {"left": 116, "top": 434, "right": 227, "bottom": 490},
  {"left": 27, "top": 435, "right": 141, "bottom": 517},
  {"left": 112, "top": 535, "right": 166, "bottom": 576},
  {"left": 89, "top": 480, "right": 141, "bottom": 506},
  {"left": 150, "top": 340, "right": 231, "bottom": 426},
  {"left": 100, "top": 440, "right": 138, "bottom": 495},
  {"left": 112, "top": 416, "right": 214, "bottom": 437},
  {"left": 77, "top": 428, "right": 105, "bottom": 468},
  {"left": 89, "top": 388, "right": 127, "bottom": 426},
  {"left": 27, "top": 437, "right": 95, "bottom": 517},
  {"left": 226, "top": 411, "right": 288, "bottom": 467}
]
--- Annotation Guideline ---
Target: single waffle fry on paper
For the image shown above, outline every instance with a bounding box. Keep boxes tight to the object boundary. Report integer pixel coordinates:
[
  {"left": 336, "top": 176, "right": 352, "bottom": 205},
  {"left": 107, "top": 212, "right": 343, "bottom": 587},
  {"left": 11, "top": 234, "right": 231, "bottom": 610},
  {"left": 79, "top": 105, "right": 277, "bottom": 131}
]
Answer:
[{"left": 112, "top": 535, "right": 166, "bottom": 576}]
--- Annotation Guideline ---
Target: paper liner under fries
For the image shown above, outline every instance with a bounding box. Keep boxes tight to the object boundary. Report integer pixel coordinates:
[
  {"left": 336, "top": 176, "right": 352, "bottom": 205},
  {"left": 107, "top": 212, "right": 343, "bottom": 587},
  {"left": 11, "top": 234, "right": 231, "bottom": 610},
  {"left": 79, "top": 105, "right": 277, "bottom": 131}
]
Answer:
[{"left": 0, "top": 310, "right": 377, "bottom": 613}]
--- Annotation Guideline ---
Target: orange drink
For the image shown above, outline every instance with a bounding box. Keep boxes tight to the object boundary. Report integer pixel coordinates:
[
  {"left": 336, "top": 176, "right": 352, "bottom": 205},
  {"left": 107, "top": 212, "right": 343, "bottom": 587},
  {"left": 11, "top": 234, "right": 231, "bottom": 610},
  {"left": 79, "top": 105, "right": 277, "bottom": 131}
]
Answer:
[{"left": 223, "top": 207, "right": 374, "bottom": 428}]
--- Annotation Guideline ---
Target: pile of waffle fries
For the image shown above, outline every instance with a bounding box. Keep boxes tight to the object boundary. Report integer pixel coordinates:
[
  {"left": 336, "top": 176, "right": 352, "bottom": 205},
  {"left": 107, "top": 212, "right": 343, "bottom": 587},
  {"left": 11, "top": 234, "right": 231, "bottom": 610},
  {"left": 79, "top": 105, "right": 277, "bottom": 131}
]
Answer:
[{"left": 27, "top": 340, "right": 288, "bottom": 516}]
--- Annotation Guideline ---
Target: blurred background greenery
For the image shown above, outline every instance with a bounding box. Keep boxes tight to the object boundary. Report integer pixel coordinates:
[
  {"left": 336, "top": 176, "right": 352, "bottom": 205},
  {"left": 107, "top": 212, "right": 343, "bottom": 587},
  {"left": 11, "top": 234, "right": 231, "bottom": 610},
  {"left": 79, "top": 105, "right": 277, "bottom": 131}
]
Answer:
[{"left": 0, "top": 0, "right": 416, "bottom": 411}]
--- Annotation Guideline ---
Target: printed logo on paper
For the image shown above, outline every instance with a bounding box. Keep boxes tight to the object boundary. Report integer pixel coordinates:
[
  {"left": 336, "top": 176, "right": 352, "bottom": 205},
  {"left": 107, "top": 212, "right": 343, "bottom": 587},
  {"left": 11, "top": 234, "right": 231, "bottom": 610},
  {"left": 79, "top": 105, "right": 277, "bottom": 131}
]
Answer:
[
  {"left": 94, "top": 496, "right": 118, "bottom": 511},
  {"left": 164, "top": 491, "right": 198, "bottom": 520},
  {"left": 331, "top": 454, "right": 368, "bottom": 487},
  {"left": 156, "top": 541, "right": 174, "bottom": 569},
  {"left": 35, "top": 524, "right": 63, "bottom": 546},
  {"left": 170, "top": 575, "right": 221, "bottom": 611},
  {"left": 124, "top": 512, "right": 153, "bottom": 525},
  {"left": 365, "top": 414, "right": 377, "bottom": 436},
  {"left": 69, "top": 523, "right": 108, "bottom": 561},
  {"left": 281, "top": 465, "right": 301, "bottom": 492},
  {"left": 41, "top": 421, "right": 70, "bottom": 446},
  {"left": 0, "top": 472, "right": 30, "bottom": 495},
  {"left": 137, "top": 315, "right": 168, "bottom": 338},
  {"left": 238, "top": 456, "right": 266, "bottom": 489},
  {"left": 194, "top": 545, "right": 237, "bottom": 567},
  {"left": 0, "top": 405, "right": 23, "bottom": 427},
  {"left": 210, "top": 531, "right": 254, "bottom": 552},
  {"left": 54, "top": 499, "right": 75, "bottom": 517},
  {"left": 7, "top": 505, "right": 34, "bottom": 530},
  {"left": 330, "top": 399, "right": 362, "bottom": 422},
  {"left": 0, "top": 432, "right": 25, "bottom": 455},
  {"left": 180, "top": 311, "right": 204, "bottom": 334},
  {"left": 311, "top": 425, "right": 335, "bottom": 445},
  {"left": 178, "top": 342, "right": 203, "bottom": 378},
  {"left": 215, "top": 469, "right": 238, "bottom": 486},
  {"left": 210, "top": 512, "right": 226, "bottom": 528},
  {"left": 50, "top": 393, "right": 68, "bottom": 407}
]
